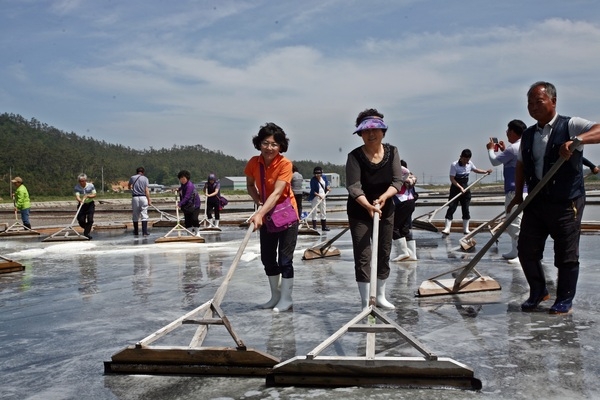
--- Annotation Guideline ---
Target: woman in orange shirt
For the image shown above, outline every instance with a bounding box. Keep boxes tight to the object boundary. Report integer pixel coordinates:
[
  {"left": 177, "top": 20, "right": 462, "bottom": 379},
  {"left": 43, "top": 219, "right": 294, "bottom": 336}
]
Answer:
[{"left": 245, "top": 123, "right": 299, "bottom": 312}]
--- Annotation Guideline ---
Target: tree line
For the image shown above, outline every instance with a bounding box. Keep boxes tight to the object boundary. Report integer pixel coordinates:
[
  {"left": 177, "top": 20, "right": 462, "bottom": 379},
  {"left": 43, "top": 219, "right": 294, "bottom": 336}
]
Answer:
[{"left": 0, "top": 113, "right": 346, "bottom": 198}]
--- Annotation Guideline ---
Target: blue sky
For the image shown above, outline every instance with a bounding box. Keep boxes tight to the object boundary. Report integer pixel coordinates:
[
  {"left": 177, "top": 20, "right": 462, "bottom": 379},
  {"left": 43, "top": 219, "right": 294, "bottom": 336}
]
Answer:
[{"left": 3, "top": 0, "right": 600, "bottom": 183}]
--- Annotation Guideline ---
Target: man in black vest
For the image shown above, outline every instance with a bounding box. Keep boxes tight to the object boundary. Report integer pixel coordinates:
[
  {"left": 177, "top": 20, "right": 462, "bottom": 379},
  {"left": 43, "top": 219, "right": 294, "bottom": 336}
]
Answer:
[{"left": 509, "top": 81, "right": 600, "bottom": 314}]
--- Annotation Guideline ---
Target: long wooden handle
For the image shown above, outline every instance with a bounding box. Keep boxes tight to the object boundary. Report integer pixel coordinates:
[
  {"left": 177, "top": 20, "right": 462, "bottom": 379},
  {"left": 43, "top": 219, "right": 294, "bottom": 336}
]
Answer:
[
  {"left": 427, "top": 173, "right": 490, "bottom": 222},
  {"left": 213, "top": 206, "right": 262, "bottom": 306},
  {"left": 453, "top": 153, "right": 571, "bottom": 290},
  {"left": 302, "top": 192, "right": 328, "bottom": 221},
  {"left": 369, "top": 205, "right": 380, "bottom": 307}
]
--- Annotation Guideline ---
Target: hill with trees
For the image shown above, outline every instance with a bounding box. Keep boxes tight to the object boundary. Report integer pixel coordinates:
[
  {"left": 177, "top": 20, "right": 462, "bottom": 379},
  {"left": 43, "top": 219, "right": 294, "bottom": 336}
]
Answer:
[{"left": 0, "top": 113, "right": 345, "bottom": 198}]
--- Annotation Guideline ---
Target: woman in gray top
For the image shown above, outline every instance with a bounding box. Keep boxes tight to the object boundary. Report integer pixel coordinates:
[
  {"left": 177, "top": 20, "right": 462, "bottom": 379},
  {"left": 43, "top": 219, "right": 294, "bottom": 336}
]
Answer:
[{"left": 291, "top": 164, "right": 304, "bottom": 218}]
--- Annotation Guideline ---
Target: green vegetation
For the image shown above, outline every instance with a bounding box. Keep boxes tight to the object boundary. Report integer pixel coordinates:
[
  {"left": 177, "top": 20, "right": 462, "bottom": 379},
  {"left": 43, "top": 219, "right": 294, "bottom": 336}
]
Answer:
[{"left": 0, "top": 113, "right": 345, "bottom": 200}]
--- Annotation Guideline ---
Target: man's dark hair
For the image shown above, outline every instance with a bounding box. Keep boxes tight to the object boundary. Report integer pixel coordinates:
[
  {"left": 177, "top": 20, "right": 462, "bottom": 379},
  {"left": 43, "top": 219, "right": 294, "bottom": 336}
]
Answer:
[
  {"left": 528, "top": 81, "right": 557, "bottom": 99},
  {"left": 508, "top": 119, "right": 527, "bottom": 137},
  {"left": 136, "top": 167, "right": 145, "bottom": 174}
]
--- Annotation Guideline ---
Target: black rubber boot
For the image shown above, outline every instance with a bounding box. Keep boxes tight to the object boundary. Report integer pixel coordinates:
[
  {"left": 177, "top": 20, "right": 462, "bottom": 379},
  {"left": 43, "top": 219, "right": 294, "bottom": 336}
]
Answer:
[
  {"left": 142, "top": 221, "right": 149, "bottom": 236},
  {"left": 133, "top": 222, "right": 139, "bottom": 236},
  {"left": 24, "top": 222, "right": 32, "bottom": 230},
  {"left": 321, "top": 219, "right": 330, "bottom": 231},
  {"left": 521, "top": 260, "right": 548, "bottom": 311},
  {"left": 550, "top": 263, "right": 579, "bottom": 314},
  {"left": 83, "top": 225, "right": 92, "bottom": 240},
  {"left": 312, "top": 220, "right": 317, "bottom": 230}
]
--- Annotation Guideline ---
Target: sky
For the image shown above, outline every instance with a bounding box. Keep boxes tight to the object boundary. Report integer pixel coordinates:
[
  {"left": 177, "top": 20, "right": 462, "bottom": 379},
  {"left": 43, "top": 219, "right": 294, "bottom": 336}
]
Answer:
[{"left": 3, "top": 0, "right": 600, "bottom": 184}]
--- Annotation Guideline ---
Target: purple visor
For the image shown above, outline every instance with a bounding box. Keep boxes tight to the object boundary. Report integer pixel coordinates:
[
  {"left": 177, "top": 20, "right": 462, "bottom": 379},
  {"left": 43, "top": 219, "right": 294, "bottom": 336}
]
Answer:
[{"left": 353, "top": 117, "right": 388, "bottom": 134}]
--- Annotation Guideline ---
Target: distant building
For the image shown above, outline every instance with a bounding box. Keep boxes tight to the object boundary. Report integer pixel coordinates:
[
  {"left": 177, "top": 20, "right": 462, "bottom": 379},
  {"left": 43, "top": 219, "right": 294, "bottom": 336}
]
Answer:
[
  {"left": 148, "top": 184, "right": 164, "bottom": 193},
  {"left": 219, "top": 177, "right": 247, "bottom": 191},
  {"left": 324, "top": 173, "right": 340, "bottom": 188}
]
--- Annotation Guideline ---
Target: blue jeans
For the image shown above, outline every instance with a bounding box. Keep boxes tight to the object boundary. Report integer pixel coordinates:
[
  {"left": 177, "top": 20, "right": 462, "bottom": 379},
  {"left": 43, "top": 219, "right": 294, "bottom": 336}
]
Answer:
[
  {"left": 19, "top": 208, "right": 31, "bottom": 225},
  {"left": 259, "top": 222, "right": 298, "bottom": 278}
]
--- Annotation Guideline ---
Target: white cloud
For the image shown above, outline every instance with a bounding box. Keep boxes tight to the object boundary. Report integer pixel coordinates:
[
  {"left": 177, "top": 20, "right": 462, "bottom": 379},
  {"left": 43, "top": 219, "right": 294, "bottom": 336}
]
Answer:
[{"left": 3, "top": 1, "right": 600, "bottom": 181}]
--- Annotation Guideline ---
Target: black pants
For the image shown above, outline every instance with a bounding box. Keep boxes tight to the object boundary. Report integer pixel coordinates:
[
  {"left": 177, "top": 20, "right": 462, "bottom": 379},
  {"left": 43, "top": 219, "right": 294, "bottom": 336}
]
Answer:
[
  {"left": 77, "top": 201, "right": 95, "bottom": 236},
  {"left": 518, "top": 195, "right": 584, "bottom": 302},
  {"left": 206, "top": 200, "right": 220, "bottom": 220},
  {"left": 183, "top": 208, "right": 200, "bottom": 228},
  {"left": 445, "top": 186, "right": 471, "bottom": 220},
  {"left": 294, "top": 193, "right": 303, "bottom": 218},
  {"left": 393, "top": 199, "right": 415, "bottom": 240}
]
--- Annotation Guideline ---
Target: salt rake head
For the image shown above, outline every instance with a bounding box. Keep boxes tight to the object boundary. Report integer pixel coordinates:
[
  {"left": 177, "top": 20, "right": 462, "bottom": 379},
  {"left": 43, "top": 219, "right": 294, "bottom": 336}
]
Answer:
[
  {"left": 459, "top": 237, "right": 476, "bottom": 251},
  {"left": 411, "top": 219, "right": 439, "bottom": 233}
]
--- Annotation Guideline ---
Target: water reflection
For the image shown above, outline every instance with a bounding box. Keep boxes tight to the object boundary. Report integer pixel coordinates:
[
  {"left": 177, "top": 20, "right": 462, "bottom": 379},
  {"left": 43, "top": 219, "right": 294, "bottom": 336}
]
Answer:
[
  {"left": 207, "top": 253, "right": 223, "bottom": 280},
  {"left": 78, "top": 254, "right": 98, "bottom": 298},
  {"left": 132, "top": 253, "right": 153, "bottom": 302},
  {"left": 181, "top": 253, "right": 202, "bottom": 307},
  {"left": 267, "top": 313, "right": 297, "bottom": 361}
]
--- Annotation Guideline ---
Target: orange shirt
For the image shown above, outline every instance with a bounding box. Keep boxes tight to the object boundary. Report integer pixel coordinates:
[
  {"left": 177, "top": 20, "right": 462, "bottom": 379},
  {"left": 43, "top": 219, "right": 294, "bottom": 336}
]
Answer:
[{"left": 244, "top": 154, "right": 298, "bottom": 213}]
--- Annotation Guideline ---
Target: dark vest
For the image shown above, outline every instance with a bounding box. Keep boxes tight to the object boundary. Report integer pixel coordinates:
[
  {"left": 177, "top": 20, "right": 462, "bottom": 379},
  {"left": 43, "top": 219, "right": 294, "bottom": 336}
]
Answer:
[
  {"left": 347, "top": 144, "right": 396, "bottom": 221},
  {"left": 521, "top": 115, "right": 584, "bottom": 201}
]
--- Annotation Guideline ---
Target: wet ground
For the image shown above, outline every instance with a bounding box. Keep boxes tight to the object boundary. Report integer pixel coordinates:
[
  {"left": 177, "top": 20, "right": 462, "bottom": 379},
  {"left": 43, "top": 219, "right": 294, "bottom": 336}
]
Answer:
[{"left": 1, "top": 214, "right": 600, "bottom": 399}]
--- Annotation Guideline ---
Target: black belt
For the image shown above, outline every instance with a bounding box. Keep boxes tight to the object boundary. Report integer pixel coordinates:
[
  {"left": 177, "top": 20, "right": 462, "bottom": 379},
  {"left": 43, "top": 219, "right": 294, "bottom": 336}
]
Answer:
[{"left": 132, "top": 194, "right": 146, "bottom": 197}]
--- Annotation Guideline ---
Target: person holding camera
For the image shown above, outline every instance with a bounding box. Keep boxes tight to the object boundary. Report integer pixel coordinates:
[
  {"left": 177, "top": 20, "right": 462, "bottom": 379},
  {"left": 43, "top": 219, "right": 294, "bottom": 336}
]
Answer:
[{"left": 486, "top": 119, "right": 527, "bottom": 260}]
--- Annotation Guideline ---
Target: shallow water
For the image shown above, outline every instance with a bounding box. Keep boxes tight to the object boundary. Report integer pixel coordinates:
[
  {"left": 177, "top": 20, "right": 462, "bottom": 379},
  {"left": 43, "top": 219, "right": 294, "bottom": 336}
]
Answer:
[{"left": 1, "top": 224, "right": 599, "bottom": 399}]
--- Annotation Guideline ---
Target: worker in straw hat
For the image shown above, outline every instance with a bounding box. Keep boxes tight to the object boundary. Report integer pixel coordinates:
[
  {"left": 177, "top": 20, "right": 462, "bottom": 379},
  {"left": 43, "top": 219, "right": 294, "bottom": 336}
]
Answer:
[{"left": 11, "top": 176, "right": 32, "bottom": 230}]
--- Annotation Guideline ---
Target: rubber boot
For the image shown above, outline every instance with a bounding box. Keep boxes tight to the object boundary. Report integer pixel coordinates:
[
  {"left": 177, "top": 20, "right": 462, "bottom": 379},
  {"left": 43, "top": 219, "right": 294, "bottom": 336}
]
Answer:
[
  {"left": 376, "top": 279, "right": 395, "bottom": 310},
  {"left": 549, "top": 264, "right": 579, "bottom": 315},
  {"left": 521, "top": 260, "right": 550, "bottom": 311},
  {"left": 196, "top": 228, "right": 202, "bottom": 237},
  {"left": 133, "top": 222, "right": 139, "bottom": 236},
  {"left": 321, "top": 219, "right": 330, "bottom": 231},
  {"left": 392, "top": 238, "right": 410, "bottom": 261},
  {"left": 462, "top": 219, "right": 471, "bottom": 234},
  {"left": 441, "top": 219, "right": 452, "bottom": 235},
  {"left": 142, "top": 221, "right": 149, "bottom": 236},
  {"left": 357, "top": 282, "right": 370, "bottom": 309},
  {"left": 273, "top": 278, "right": 293, "bottom": 312},
  {"left": 83, "top": 223, "right": 93, "bottom": 239},
  {"left": 312, "top": 220, "right": 317, "bottom": 230},
  {"left": 24, "top": 222, "right": 32, "bottom": 230},
  {"left": 502, "top": 238, "right": 518, "bottom": 260},
  {"left": 406, "top": 240, "right": 418, "bottom": 261},
  {"left": 260, "top": 275, "right": 281, "bottom": 309},
  {"left": 214, "top": 219, "right": 220, "bottom": 227}
]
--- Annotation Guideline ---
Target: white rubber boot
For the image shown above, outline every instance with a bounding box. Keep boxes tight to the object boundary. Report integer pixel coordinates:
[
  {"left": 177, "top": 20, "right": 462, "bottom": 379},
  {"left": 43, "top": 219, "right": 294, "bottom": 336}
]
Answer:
[
  {"left": 357, "top": 282, "right": 370, "bottom": 309},
  {"left": 376, "top": 279, "right": 395, "bottom": 310},
  {"left": 407, "top": 240, "right": 418, "bottom": 261},
  {"left": 260, "top": 275, "right": 281, "bottom": 309},
  {"left": 196, "top": 229, "right": 202, "bottom": 237},
  {"left": 273, "top": 278, "right": 293, "bottom": 312},
  {"left": 392, "top": 238, "right": 410, "bottom": 261},
  {"left": 462, "top": 220, "right": 471, "bottom": 234},
  {"left": 214, "top": 219, "right": 220, "bottom": 227},
  {"left": 502, "top": 238, "right": 519, "bottom": 260},
  {"left": 441, "top": 219, "right": 452, "bottom": 235}
]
